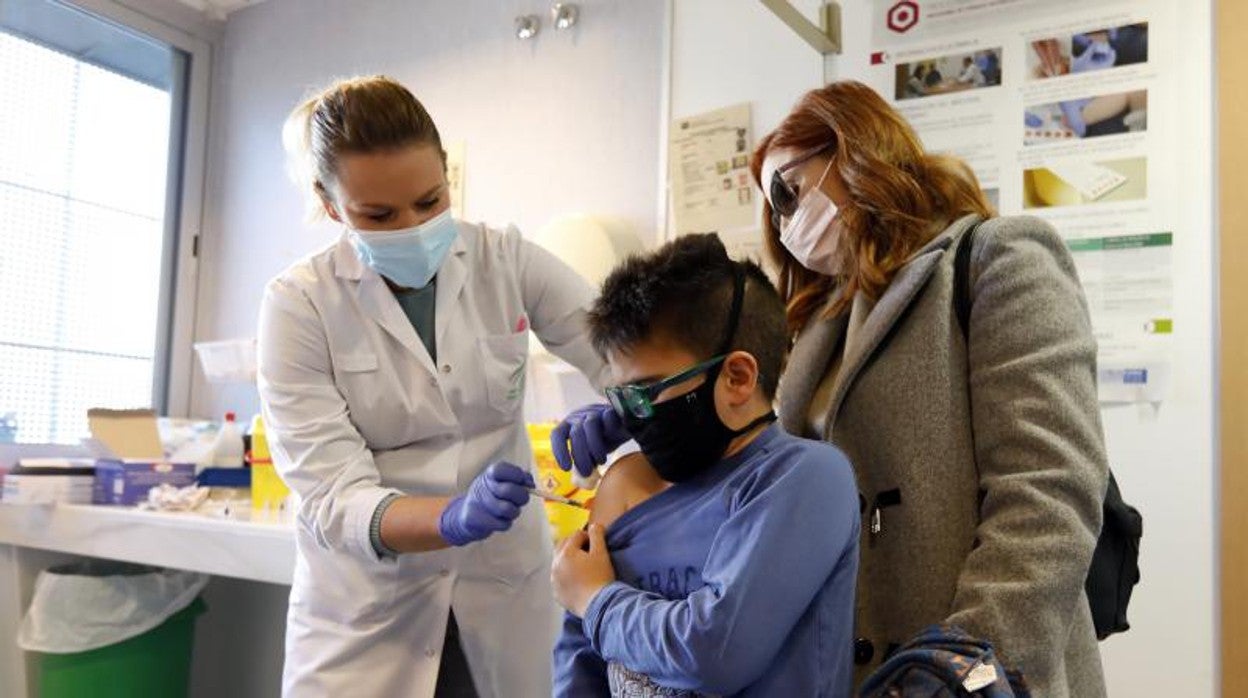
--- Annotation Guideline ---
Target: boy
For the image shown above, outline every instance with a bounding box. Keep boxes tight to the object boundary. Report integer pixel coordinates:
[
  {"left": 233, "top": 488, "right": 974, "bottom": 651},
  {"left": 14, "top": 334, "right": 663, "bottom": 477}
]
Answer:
[{"left": 550, "top": 234, "right": 860, "bottom": 697}]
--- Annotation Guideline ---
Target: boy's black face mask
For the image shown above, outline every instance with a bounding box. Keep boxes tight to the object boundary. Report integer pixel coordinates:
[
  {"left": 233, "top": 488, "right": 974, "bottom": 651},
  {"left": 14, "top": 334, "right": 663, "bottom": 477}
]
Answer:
[{"left": 622, "top": 267, "right": 776, "bottom": 483}]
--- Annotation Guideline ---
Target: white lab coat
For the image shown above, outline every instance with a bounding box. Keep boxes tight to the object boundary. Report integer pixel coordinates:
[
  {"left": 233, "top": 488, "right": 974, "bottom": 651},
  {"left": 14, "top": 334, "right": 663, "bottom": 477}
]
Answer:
[{"left": 256, "top": 221, "right": 609, "bottom": 698}]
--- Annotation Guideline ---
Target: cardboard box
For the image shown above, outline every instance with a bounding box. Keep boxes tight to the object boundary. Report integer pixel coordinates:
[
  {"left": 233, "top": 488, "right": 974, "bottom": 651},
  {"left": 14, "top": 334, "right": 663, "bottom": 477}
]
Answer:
[{"left": 87, "top": 409, "right": 195, "bottom": 506}]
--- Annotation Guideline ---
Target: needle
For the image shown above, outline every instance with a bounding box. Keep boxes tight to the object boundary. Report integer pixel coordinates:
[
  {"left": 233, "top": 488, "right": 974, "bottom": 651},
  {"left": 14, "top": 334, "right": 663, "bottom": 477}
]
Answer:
[{"left": 526, "top": 487, "right": 586, "bottom": 509}]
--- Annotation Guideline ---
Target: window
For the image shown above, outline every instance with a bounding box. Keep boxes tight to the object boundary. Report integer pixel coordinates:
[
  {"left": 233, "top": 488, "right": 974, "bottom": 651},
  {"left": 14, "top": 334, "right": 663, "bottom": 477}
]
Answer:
[{"left": 0, "top": 0, "right": 188, "bottom": 444}]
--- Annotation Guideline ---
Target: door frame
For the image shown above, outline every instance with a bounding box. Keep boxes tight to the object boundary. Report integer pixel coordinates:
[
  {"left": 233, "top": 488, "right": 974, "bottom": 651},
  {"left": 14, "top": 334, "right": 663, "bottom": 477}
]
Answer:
[{"left": 1218, "top": 1, "right": 1247, "bottom": 695}]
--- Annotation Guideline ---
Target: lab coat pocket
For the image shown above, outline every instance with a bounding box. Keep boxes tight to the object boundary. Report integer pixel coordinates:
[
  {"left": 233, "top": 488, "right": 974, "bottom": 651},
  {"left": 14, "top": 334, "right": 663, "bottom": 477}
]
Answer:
[
  {"left": 477, "top": 331, "right": 528, "bottom": 414},
  {"left": 336, "top": 352, "right": 379, "bottom": 373},
  {"left": 333, "top": 352, "right": 383, "bottom": 425}
]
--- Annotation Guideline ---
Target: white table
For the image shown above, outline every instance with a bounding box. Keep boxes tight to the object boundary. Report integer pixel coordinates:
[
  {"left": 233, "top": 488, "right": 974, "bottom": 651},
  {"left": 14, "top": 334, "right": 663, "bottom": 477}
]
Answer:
[
  {"left": 0, "top": 503, "right": 296, "bottom": 697},
  {"left": 0, "top": 503, "right": 295, "bottom": 584}
]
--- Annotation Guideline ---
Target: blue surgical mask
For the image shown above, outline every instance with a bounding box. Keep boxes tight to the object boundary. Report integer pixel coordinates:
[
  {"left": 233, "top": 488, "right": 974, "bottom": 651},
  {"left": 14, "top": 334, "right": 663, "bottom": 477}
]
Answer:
[{"left": 346, "top": 209, "right": 458, "bottom": 289}]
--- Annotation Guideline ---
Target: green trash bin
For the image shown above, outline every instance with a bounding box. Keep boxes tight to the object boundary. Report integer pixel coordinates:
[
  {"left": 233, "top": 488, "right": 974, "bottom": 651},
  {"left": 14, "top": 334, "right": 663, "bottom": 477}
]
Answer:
[
  {"left": 18, "top": 561, "right": 209, "bottom": 698},
  {"left": 38, "top": 596, "right": 207, "bottom": 698}
]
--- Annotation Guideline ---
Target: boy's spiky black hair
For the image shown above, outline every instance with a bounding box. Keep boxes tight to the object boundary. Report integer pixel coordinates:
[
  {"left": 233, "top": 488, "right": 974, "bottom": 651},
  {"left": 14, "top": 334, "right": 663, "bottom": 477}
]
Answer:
[{"left": 588, "top": 233, "right": 788, "bottom": 399}]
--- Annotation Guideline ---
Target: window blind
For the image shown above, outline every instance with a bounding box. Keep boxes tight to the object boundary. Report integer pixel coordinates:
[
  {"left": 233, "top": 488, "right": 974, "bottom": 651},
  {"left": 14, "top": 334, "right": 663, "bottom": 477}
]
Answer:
[{"left": 0, "top": 25, "right": 173, "bottom": 444}]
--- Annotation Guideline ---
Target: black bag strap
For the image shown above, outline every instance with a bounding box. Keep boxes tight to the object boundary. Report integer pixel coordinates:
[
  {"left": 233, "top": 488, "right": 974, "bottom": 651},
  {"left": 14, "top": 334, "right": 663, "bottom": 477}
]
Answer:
[{"left": 954, "top": 221, "right": 980, "bottom": 340}]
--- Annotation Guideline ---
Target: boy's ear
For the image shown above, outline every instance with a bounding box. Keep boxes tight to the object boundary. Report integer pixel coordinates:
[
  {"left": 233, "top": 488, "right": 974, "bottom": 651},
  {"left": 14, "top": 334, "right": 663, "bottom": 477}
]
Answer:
[{"left": 721, "top": 351, "right": 759, "bottom": 405}]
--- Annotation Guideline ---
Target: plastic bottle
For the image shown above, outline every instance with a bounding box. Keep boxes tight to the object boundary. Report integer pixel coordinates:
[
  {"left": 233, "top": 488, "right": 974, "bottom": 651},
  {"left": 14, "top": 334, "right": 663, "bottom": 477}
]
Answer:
[{"left": 211, "top": 412, "right": 246, "bottom": 468}]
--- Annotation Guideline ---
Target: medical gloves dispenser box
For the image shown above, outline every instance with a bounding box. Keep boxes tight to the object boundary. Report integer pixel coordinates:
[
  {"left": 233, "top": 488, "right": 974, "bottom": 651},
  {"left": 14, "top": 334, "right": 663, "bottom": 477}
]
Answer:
[{"left": 86, "top": 409, "right": 196, "bottom": 505}]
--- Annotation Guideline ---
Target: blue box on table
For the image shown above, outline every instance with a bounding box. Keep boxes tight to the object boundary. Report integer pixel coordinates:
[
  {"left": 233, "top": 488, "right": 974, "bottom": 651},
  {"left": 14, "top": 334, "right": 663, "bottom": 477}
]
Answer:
[{"left": 92, "top": 459, "right": 196, "bottom": 505}]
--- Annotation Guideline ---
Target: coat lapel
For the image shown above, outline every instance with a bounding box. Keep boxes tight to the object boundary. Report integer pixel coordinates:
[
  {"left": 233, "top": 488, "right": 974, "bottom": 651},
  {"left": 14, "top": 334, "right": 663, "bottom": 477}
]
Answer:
[
  {"left": 334, "top": 234, "right": 440, "bottom": 375},
  {"left": 434, "top": 227, "right": 469, "bottom": 356},
  {"left": 824, "top": 215, "right": 981, "bottom": 425},
  {"left": 824, "top": 250, "right": 943, "bottom": 426},
  {"left": 358, "top": 276, "right": 438, "bottom": 375},
  {"left": 779, "top": 310, "right": 848, "bottom": 436}
]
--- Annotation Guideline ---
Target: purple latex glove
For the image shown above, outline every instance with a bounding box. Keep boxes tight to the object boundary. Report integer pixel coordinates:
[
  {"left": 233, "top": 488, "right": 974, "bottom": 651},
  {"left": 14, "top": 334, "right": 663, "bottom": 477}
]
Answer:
[
  {"left": 439, "top": 462, "right": 535, "bottom": 546},
  {"left": 550, "top": 403, "right": 631, "bottom": 478},
  {"left": 1072, "top": 39, "right": 1116, "bottom": 73}
]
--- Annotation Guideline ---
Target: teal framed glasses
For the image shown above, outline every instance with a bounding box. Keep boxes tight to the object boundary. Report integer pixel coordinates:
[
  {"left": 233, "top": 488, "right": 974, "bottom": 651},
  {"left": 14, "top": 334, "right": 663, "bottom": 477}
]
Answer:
[{"left": 606, "top": 355, "right": 727, "bottom": 419}]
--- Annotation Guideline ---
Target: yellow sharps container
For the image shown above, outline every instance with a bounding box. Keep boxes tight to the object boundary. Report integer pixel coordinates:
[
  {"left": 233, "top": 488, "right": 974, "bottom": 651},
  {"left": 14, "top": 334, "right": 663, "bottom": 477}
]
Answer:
[
  {"left": 527, "top": 422, "right": 593, "bottom": 541},
  {"left": 249, "top": 414, "right": 291, "bottom": 520}
]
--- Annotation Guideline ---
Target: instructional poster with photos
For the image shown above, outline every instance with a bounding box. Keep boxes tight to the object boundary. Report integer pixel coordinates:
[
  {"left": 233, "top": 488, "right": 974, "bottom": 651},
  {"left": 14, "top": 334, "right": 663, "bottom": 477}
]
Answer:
[
  {"left": 668, "top": 103, "right": 759, "bottom": 258},
  {"left": 869, "top": 0, "right": 1172, "bottom": 403}
]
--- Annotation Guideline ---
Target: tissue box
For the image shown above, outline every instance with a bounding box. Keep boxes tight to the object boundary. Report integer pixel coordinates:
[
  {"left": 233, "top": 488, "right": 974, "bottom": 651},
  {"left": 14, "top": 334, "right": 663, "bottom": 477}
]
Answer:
[
  {"left": 3, "top": 461, "right": 96, "bottom": 505},
  {"left": 5, "top": 475, "right": 95, "bottom": 505},
  {"left": 93, "top": 459, "right": 196, "bottom": 505}
]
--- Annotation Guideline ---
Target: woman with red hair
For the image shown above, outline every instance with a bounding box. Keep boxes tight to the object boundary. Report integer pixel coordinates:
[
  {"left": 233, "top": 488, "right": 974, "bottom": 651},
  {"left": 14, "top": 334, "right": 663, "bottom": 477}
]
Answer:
[{"left": 754, "top": 80, "right": 1107, "bottom": 697}]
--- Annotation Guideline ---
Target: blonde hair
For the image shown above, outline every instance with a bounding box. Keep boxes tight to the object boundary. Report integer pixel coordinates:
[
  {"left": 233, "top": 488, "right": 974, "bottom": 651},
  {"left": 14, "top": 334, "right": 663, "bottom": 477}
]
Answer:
[
  {"left": 282, "top": 75, "right": 445, "bottom": 220},
  {"left": 750, "top": 80, "right": 994, "bottom": 334}
]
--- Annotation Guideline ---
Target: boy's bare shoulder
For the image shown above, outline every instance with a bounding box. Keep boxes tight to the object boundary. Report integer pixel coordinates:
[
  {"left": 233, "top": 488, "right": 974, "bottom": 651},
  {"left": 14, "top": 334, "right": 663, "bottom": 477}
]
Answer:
[{"left": 588, "top": 453, "right": 669, "bottom": 529}]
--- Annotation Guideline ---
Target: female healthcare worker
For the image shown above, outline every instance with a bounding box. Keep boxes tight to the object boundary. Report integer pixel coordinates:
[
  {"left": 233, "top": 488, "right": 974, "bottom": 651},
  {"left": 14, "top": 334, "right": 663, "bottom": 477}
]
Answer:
[{"left": 257, "top": 75, "right": 608, "bottom": 698}]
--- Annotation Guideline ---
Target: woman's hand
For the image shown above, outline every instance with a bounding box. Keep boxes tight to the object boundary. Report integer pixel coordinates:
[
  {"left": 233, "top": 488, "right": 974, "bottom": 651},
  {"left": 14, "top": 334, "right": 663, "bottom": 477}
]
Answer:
[
  {"left": 551, "top": 524, "right": 616, "bottom": 617},
  {"left": 438, "top": 461, "right": 533, "bottom": 546},
  {"left": 551, "top": 404, "right": 631, "bottom": 477}
]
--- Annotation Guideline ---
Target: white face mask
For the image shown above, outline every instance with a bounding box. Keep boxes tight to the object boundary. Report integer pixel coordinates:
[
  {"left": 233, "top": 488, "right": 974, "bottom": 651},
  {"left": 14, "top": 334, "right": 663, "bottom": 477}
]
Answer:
[
  {"left": 781, "top": 160, "right": 842, "bottom": 275},
  {"left": 345, "top": 209, "right": 458, "bottom": 289},
  {"left": 763, "top": 151, "right": 843, "bottom": 276}
]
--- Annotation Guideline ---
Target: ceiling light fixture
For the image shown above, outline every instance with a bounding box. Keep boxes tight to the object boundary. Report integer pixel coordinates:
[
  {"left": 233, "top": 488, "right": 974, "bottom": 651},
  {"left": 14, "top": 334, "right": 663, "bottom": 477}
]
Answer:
[
  {"left": 515, "top": 14, "right": 541, "bottom": 40},
  {"left": 551, "top": 3, "right": 579, "bottom": 31}
]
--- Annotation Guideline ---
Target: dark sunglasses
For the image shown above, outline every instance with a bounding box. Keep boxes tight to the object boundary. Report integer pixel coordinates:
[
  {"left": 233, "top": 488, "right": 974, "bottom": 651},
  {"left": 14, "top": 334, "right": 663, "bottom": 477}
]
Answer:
[
  {"left": 768, "top": 143, "right": 834, "bottom": 231},
  {"left": 605, "top": 355, "right": 727, "bottom": 420}
]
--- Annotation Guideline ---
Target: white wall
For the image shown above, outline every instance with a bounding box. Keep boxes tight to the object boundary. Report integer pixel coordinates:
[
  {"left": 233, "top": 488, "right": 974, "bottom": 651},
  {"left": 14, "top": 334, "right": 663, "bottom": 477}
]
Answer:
[
  {"left": 191, "top": 0, "right": 666, "bottom": 420},
  {"left": 669, "top": 0, "right": 825, "bottom": 130},
  {"left": 676, "top": 1, "right": 1217, "bottom": 695},
  {"left": 667, "top": 0, "right": 824, "bottom": 194}
]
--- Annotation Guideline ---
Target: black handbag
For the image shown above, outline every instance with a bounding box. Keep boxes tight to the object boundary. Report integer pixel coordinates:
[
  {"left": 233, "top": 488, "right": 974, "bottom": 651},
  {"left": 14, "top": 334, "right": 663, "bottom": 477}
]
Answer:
[{"left": 953, "top": 222, "right": 1142, "bottom": 639}]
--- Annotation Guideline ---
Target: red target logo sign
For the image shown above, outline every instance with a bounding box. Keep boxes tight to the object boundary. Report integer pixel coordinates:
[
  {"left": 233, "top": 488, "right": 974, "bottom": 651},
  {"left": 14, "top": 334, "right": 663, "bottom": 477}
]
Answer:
[{"left": 886, "top": 1, "right": 920, "bottom": 33}]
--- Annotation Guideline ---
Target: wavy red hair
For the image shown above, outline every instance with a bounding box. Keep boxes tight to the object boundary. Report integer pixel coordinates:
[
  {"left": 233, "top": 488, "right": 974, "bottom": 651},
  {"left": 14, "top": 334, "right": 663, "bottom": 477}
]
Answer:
[{"left": 751, "top": 81, "right": 994, "bottom": 336}]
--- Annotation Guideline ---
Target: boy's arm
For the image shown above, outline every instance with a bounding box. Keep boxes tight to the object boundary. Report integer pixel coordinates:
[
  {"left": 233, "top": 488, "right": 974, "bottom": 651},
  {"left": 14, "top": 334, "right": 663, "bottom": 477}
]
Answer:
[
  {"left": 580, "top": 449, "right": 860, "bottom": 696},
  {"left": 553, "top": 611, "right": 612, "bottom": 697},
  {"left": 552, "top": 458, "right": 659, "bottom": 698}
]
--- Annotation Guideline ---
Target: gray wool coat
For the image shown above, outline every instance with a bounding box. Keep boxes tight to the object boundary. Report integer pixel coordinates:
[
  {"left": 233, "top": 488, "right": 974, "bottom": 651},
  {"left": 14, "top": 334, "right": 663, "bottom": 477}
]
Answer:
[{"left": 778, "top": 214, "right": 1109, "bottom": 697}]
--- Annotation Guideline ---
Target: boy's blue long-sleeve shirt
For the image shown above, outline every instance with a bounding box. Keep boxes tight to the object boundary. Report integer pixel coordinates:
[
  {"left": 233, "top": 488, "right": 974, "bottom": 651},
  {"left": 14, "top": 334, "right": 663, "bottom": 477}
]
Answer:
[{"left": 553, "top": 424, "right": 860, "bottom": 697}]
